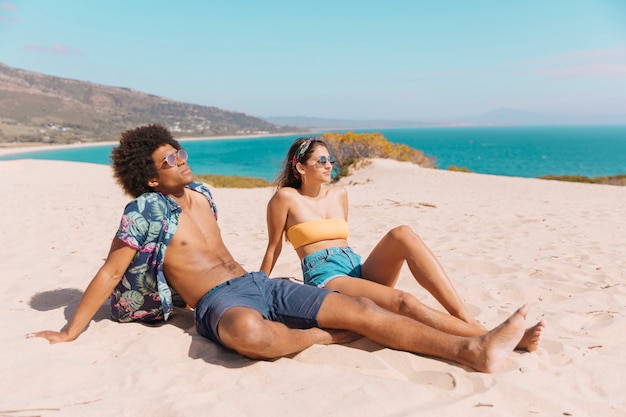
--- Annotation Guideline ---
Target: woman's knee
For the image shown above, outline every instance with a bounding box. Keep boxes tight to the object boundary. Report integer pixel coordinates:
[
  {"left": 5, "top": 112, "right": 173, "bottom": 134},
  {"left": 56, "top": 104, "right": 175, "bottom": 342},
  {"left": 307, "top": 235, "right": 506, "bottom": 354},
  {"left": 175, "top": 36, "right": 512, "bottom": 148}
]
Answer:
[
  {"left": 341, "top": 295, "right": 381, "bottom": 318},
  {"left": 388, "top": 225, "right": 419, "bottom": 243},
  {"left": 321, "top": 293, "right": 379, "bottom": 327},
  {"left": 396, "top": 291, "right": 423, "bottom": 315}
]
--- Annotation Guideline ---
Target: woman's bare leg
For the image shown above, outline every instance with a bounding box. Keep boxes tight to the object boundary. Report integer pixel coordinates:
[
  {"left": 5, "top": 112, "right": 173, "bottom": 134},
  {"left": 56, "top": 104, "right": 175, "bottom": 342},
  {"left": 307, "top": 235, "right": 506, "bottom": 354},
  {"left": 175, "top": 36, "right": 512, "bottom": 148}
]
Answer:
[
  {"left": 361, "top": 225, "right": 479, "bottom": 326},
  {"left": 326, "top": 277, "right": 545, "bottom": 352},
  {"left": 327, "top": 277, "right": 483, "bottom": 334}
]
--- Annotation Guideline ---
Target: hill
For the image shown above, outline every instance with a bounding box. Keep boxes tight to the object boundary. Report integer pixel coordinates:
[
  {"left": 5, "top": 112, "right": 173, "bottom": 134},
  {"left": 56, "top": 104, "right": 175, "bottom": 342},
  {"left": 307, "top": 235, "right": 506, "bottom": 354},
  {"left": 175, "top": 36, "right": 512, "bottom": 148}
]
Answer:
[
  {"left": 266, "top": 110, "right": 626, "bottom": 129},
  {"left": 0, "top": 62, "right": 294, "bottom": 144},
  {"left": 262, "top": 116, "right": 435, "bottom": 129}
]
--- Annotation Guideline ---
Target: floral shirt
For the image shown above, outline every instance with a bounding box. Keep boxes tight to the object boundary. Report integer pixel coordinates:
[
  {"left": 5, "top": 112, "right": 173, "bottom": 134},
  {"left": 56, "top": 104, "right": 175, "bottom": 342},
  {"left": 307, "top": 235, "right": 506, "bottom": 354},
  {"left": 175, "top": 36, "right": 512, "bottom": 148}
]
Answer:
[{"left": 110, "top": 181, "right": 217, "bottom": 323}]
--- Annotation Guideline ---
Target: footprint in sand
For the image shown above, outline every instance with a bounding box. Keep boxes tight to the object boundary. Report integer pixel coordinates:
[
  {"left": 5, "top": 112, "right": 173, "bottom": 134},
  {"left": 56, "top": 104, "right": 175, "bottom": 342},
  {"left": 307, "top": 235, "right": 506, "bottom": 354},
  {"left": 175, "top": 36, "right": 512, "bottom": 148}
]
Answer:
[
  {"left": 414, "top": 370, "right": 494, "bottom": 395},
  {"left": 415, "top": 370, "right": 457, "bottom": 390},
  {"left": 539, "top": 339, "right": 572, "bottom": 366}
]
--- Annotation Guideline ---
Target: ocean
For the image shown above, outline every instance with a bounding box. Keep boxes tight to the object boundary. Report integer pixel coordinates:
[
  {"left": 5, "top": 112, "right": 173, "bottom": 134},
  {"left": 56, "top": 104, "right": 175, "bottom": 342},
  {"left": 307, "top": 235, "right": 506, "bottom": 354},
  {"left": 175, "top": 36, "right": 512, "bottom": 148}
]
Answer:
[{"left": 2, "top": 125, "right": 625, "bottom": 181}]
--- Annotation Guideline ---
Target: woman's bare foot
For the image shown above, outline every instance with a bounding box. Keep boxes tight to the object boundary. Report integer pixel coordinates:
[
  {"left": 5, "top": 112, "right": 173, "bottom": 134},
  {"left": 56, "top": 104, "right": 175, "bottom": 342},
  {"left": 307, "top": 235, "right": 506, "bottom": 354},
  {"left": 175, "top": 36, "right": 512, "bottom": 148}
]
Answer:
[
  {"left": 516, "top": 320, "right": 546, "bottom": 352},
  {"left": 467, "top": 305, "right": 528, "bottom": 373},
  {"left": 463, "top": 316, "right": 487, "bottom": 331},
  {"left": 448, "top": 306, "right": 487, "bottom": 331}
]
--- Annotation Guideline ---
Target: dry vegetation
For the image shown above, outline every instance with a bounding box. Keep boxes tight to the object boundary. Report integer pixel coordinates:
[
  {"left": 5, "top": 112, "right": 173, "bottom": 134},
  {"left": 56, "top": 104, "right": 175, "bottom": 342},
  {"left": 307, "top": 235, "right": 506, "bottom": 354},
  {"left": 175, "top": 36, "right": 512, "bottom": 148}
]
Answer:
[
  {"left": 539, "top": 174, "right": 626, "bottom": 186},
  {"left": 321, "top": 131, "right": 436, "bottom": 179},
  {"left": 195, "top": 174, "right": 271, "bottom": 188}
]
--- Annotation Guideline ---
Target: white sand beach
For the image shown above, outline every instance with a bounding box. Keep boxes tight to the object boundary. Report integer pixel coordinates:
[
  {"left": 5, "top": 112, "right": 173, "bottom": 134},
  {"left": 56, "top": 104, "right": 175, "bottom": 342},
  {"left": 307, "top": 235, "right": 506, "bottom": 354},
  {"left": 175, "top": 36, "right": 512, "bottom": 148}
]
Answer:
[
  {"left": 0, "top": 131, "right": 308, "bottom": 157},
  {"left": 1, "top": 158, "right": 624, "bottom": 416}
]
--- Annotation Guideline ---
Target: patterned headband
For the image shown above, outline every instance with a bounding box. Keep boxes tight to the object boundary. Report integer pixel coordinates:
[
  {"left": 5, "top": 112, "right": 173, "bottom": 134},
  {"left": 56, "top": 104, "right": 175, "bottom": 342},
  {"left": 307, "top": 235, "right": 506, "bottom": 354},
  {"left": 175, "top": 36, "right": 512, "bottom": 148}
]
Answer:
[{"left": 291, "top": 137, "right": 314, "bottom": 168}]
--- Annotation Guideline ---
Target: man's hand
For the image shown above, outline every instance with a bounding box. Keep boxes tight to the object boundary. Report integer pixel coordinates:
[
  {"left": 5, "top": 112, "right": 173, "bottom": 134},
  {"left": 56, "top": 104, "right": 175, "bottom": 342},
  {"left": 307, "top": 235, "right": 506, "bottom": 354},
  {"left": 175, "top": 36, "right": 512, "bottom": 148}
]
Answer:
[{"left": 27, "top": 330, "right": 75, "bottom": 344}]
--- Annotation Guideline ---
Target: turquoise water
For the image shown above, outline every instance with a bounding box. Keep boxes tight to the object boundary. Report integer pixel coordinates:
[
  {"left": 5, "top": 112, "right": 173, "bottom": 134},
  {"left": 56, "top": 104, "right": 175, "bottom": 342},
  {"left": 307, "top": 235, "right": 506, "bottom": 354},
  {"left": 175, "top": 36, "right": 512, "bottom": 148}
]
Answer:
[
  {"left": 2, "top": 125, "right": 625, "bottom": 180},
  {"left": 378, "top": 125, "right": 626, "bottom": 178}
]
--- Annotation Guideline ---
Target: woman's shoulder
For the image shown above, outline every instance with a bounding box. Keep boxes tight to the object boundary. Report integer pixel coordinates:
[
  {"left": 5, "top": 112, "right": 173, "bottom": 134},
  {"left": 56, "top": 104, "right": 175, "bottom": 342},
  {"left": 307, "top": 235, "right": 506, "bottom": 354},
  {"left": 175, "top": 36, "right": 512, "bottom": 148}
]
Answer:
[
  {"left": 325, "top": 184, "right": 347, "bottom": 196},
  {"left": 271, "top": 185, "right": 346, "bottom": 202},
  {"left": 269, "top": 186, "right": 299, "bottom": 204},
  {"left": 274, "top": 186, "right": 299, "bottom": 197}
]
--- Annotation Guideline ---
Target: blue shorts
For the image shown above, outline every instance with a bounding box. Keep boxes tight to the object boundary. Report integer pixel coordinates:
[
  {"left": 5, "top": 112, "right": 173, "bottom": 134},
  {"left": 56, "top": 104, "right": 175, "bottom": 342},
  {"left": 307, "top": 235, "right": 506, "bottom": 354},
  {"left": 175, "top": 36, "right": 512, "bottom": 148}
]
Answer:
[
  {"left": 301, "top": 247, "right": 363, "bottom": 288},
  {"left": 194, "top": 271, "right": 332, "bottom": 346}
]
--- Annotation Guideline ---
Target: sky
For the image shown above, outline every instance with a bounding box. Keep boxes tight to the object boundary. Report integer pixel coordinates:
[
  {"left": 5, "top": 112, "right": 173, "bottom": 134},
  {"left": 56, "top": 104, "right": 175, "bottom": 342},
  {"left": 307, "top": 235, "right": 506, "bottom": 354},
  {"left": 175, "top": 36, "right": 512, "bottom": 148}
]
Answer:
[{"left": 1, "top": 1, "right": 626, "bottom": 123}]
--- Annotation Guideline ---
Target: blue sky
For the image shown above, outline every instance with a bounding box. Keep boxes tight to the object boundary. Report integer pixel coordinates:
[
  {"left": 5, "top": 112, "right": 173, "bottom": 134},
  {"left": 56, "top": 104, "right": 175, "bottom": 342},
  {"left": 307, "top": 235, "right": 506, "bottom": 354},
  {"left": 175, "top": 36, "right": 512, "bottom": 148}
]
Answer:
[{"left": 1, "top": 1, "right": 625, "bottom": 122}]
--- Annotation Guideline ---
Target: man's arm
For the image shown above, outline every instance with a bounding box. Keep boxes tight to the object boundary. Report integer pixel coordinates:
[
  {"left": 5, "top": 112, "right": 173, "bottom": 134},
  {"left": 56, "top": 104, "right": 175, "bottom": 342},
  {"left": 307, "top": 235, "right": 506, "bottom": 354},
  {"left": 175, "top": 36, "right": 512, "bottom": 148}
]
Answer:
[{"left": 32, "top": 237, "right": 137, "bottom": 343}]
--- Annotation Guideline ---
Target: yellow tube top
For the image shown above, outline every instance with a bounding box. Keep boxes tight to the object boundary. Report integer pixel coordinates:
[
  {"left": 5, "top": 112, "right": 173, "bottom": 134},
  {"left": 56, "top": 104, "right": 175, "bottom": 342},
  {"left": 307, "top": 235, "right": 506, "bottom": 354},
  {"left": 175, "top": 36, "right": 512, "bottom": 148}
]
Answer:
[{"left": 286, "top": 218, "right": 349, "bottom": 249}]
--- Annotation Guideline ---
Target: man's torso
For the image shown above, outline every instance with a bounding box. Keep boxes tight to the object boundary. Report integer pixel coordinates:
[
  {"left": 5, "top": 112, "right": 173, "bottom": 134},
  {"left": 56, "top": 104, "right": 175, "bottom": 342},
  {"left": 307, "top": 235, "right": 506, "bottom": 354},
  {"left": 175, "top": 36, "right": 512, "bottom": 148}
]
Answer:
[{"left": 163, "top": 188, "right": 246, "bottom": 307}]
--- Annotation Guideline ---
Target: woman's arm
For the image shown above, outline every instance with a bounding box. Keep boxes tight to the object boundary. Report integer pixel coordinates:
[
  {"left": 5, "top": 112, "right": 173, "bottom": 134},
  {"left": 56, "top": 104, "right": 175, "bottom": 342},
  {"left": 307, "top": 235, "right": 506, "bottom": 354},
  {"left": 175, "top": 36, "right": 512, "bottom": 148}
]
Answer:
[
  {"left": 260, "top": 190, "right": 291, "bottom": 275},
  {"left": 340, "top": 186, "right": 349, "bottom": 221},
  {"left": 32, "top": 237, "right": 137, "bottom": 343}
]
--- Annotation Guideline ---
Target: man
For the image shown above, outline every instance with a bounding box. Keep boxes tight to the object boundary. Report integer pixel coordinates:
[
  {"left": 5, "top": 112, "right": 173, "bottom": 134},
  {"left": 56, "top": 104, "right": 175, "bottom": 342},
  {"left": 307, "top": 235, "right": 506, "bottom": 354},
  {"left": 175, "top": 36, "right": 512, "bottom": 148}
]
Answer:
[{"left": 34, "top": 124, "right": 531, "bottom": 373}]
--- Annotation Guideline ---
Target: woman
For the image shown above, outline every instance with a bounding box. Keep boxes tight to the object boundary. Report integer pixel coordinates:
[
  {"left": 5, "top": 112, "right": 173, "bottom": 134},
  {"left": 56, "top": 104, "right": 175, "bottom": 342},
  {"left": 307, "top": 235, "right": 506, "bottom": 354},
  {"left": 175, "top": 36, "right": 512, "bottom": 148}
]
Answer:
[{"left": 261, "top": 136, "right": 544, "bottom": 351}]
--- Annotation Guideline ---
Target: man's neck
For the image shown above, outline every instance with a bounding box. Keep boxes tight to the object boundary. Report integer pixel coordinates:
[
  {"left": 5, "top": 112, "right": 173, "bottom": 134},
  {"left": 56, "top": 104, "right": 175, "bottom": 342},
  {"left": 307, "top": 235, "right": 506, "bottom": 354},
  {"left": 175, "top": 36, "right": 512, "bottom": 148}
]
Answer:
[
  {"left": 153, "top": 183, "right": 189, "bottom": 204},
  {"left": 169, "top": 188, "right": 193, "bottom": 209}
]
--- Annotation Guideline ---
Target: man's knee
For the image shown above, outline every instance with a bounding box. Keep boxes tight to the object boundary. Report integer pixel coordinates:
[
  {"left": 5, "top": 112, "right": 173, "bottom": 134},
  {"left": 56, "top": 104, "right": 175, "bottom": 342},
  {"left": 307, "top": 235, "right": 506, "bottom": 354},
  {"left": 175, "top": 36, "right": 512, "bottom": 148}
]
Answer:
[{"left": 218, "top": 308, "right": 273, "bottom": 358}]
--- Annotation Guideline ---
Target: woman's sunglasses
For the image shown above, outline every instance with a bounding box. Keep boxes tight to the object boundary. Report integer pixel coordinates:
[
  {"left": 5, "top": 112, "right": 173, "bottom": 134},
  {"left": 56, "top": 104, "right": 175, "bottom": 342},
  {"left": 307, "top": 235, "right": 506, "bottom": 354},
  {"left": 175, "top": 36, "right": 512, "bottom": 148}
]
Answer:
[
  {"left": 314, "top": 155, "right": 335, "bottom": 167},
  {"left": 161, "top": 148, "right": 188, "bottom": 169}
]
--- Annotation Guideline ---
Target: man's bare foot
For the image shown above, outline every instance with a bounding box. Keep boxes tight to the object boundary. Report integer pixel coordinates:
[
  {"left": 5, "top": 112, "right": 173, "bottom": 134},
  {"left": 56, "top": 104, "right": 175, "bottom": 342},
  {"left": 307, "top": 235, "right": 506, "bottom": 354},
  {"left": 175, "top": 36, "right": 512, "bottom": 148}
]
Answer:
[
  {"left": 468, "top": 305, "right": 528, "bottom": 373},
  {"left": 516, "top": 320, "right": 546, "bottom": 352}
]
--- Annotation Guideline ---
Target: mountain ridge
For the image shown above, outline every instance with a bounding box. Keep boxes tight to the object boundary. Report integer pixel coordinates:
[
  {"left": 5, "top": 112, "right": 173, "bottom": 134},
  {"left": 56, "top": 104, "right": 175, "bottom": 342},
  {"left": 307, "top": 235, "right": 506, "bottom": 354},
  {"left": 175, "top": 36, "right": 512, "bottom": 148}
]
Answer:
[
  {"left": 264, "top": 108, "right": 626, "bottom": 129},
  {"left": 0, "top": 62, "right": 294, "bottom": 143}
]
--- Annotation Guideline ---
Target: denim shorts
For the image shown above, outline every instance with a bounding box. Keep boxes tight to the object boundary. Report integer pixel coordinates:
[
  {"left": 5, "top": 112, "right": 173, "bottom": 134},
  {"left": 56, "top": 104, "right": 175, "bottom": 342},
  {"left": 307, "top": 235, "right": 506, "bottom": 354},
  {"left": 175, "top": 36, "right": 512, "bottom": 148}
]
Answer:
[
  {"left": 194, "top": 271, "right": 332, "bottom": 346},
  {"left": 301, "top": 247, "right": 363, "bottom": 288}
]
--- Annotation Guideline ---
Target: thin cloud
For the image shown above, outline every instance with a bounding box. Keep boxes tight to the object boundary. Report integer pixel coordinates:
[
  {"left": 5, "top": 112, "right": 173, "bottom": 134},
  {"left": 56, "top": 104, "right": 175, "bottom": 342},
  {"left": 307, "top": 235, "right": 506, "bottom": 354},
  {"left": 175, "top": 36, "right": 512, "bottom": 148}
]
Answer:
[
  {"left": 429, "top": 69, "right": 471, "bottom": 78},
  {"left": 516, "top": 47, "right": 626, "bottom": 66},
  {"left": 24, "top": 44, "right": 85, "bottom": 57},
  {"left": 51, "top": 43, "right": 85, "bottom": 57},
  {"left": 0, "top": 1, "right": 18, "bottom": 21},
  {"left": 553, "top": 48, "right": 626, "bottom": 61},
  {"left": 0, "top": 2, "right": 18, "bottom": 10},
  {"left": 515, "top": 47, "right": 626, "bottom": 79},
  {"left": 535, "top": 63, "right": 626, "bottom": 78}
]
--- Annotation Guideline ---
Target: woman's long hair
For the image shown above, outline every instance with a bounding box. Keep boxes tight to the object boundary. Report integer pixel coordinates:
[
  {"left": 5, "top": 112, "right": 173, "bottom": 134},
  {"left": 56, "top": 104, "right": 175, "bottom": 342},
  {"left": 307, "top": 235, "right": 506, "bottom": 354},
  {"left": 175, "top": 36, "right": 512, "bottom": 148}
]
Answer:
[{"left": 275, "top": 137, "right": 328, "bottom": 188}]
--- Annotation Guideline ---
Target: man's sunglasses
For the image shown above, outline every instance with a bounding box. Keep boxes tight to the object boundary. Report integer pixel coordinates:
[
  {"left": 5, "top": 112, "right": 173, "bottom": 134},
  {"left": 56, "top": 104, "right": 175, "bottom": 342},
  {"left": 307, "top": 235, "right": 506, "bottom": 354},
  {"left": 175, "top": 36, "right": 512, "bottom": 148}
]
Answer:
[
  {"left": 161, "top": 149, "right": 188, "bottom": 168},
  {"left": 314, "top": 155, "right": 335, "bottom": 167}
]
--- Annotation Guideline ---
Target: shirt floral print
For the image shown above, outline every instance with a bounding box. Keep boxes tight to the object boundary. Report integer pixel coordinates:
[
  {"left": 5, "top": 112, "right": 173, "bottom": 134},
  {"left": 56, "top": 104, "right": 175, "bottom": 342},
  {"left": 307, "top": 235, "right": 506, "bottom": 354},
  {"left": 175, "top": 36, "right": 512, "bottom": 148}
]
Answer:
[{"left": 110, "top": 181, "right": 217, "bottom": 323}]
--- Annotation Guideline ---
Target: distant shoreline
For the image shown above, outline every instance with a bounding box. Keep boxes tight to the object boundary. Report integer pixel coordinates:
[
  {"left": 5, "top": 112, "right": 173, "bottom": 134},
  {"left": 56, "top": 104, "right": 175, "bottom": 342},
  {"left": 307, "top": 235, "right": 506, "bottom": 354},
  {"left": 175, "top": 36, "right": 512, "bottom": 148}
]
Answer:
[
  {"left": 4, "top": 126, "right": 624, "bottom": 180},
  {"left": 0, "top": 130, "right": 312, "bottom": 157}
]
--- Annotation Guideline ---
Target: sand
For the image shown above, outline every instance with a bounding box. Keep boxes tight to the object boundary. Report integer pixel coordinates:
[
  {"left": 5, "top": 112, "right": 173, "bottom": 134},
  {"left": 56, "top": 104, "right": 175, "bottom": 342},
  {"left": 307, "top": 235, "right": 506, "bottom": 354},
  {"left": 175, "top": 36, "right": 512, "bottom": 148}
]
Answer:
[{"left": 1, "top": 158, "right": 624, "bottom": 416}]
